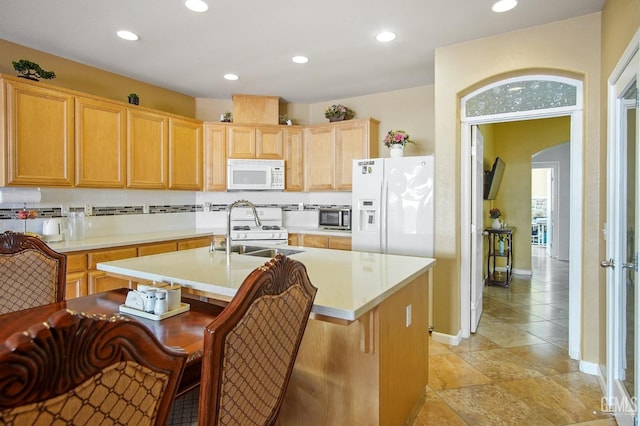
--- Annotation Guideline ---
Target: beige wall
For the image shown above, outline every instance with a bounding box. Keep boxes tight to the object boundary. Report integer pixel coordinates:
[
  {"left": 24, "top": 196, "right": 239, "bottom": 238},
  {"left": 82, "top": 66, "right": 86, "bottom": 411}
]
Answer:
[
  {"left": 599, "top": 0, "right": 640, "bottom": 369},
  {"left": 308, "top": 86, "right": 436, "bottom": 156},
  {"left": 489, "top": 117, "right": 570, "bottom": 271},
  {"left": 0, "top": 39, "right": 195, "bottom": 117},
  {"left": 434, "top": 13, "right": 602, "bottom": 363},
  {"left": 196, "top": 85, "right": 436, "bottom": 157}
]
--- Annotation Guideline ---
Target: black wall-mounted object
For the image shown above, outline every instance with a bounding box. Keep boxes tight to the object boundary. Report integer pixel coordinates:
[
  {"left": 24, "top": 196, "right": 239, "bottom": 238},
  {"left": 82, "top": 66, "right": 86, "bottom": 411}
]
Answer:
[{"left": 484, "top": 157, "right": 505, "bottom": 200}]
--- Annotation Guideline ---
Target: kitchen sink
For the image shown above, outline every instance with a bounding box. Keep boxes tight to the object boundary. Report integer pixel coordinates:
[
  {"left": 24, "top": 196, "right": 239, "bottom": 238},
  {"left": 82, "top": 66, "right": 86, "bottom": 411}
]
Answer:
[
  {"left": 216, "top": 245, "right": 267, "bottom": 254},
  {"left": 243, "top": 247, "right": 304, "bottom": 258},
  {"left": 216, "top": 245, "right": 304, "bottom": 258}
]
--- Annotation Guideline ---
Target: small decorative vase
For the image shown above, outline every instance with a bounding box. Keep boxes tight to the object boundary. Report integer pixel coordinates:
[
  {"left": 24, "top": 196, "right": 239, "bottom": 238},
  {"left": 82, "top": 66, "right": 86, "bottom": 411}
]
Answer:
[
  {"left": 498, "top": 240, "right": 505, "bottom": 255},
  {"left": 329, "top": 115, "right": 345, "bottom": 122},
  {"left": 389, "top": 145, "right": 404, "bottom": 158},
  {"left": 492, "top": 218, "right": 501, "bottom": 230},
  {"left": 128, "top": 94, "right": 139, "bottom": 105}
]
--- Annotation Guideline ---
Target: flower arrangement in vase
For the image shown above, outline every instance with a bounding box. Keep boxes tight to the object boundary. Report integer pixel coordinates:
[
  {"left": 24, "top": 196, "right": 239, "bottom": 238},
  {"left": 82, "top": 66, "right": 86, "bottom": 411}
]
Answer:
[
  {"left": 384, "top": 130, "right": 415, "bottom": 157},
  {"left": 489, "top": 208, "right": 502, "bottom": 229},
  {"left": 324, "top": 104, "right": 354, "bottom": 122}
]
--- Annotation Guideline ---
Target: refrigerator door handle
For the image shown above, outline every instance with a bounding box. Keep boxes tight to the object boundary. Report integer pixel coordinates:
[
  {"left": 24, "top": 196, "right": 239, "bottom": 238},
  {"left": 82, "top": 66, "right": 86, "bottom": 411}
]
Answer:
[{"left": 381, "top": 180, "right": 388, "bottom": 253}]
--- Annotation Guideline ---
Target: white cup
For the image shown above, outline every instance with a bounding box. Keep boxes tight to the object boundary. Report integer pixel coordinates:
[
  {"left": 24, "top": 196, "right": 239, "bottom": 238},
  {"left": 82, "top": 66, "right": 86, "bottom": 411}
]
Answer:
[{"left": 166, "top": 285, "right": 182, "bottom": 311}]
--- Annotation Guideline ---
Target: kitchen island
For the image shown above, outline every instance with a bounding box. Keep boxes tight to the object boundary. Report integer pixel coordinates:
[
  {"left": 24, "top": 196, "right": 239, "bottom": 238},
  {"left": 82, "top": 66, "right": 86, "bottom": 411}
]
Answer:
[{"left": 97, "top": 246, "right": 435, "bottom": 424}]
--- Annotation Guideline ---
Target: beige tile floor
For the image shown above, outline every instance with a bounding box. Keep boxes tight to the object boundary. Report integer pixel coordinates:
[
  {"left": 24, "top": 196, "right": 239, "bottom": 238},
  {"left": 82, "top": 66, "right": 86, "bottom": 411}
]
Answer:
[{"left": 413, "top": 246, "right": 617, "bottom": 425}]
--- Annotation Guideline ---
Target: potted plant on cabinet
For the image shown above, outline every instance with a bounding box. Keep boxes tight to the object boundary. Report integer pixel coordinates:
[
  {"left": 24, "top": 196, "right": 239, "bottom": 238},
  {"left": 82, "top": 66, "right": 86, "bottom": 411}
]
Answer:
[
  {"left": 12, "top": 59, "right": 56, "bottom": 81},
  {"left": 128, "top": 93, "right": 139, "bottom": 105},
  {"left": 324, "top": 104, "right": 354, "bottom": 122}
]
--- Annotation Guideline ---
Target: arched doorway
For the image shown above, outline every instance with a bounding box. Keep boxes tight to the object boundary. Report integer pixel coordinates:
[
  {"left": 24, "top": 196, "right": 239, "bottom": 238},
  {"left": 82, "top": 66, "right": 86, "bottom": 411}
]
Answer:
[{"left": 460, "top": 74, "right": 583, "bottom": 360}]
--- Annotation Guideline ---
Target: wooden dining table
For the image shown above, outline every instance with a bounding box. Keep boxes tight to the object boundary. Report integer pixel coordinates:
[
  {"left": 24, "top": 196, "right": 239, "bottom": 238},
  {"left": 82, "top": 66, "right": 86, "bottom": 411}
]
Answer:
[{"left": 0, "top": 288, "right": 225, "bottom": 396}]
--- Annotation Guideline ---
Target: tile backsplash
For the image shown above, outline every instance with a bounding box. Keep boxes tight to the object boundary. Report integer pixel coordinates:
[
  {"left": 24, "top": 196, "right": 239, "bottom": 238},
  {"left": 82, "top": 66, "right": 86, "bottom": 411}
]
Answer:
[{"left": 0, "top": 187, "right": 352, "bottom": 236}]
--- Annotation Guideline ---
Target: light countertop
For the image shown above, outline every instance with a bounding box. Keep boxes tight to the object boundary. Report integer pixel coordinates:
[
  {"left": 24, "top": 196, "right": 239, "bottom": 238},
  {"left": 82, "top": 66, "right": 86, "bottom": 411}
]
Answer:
[
  {"left": 46, "top": 227, "right": 350, "bottom": 253},
  {"left": 47, "top": 228, "right": 222, "bottom": 253},
  {"left": 286, "top": 226, "right": 352, "bottom": 237},
  {"left": 97, "top": 246, "right": 435, "bottom": 321}
]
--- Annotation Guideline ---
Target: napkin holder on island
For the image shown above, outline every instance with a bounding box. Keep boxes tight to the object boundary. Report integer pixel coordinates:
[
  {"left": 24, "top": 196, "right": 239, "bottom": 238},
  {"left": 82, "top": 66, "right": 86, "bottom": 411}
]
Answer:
[{"left": 120, "top": 290, "right": 190, "bottom": 321}]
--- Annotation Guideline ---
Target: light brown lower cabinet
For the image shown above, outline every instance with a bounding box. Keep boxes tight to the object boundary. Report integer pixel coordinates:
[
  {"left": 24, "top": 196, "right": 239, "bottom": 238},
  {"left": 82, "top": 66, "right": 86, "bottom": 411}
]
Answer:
[
  {"left": 64, "top": 253, "right": 88, "bottom": 299},
  {"left": 65, "top": 271, "right": 87, "bottom": 299},
  {"left": 328, "top": 236, "right": 352, "bottom": 251},
  {"left": 64, "top": 235, "right": 212, "bottom": 299},
  {"left": 288, "top": 233, "right": 351, "bottom": 251},
  {"left": 88, "top": 270, "right": 134, "bottom": 295}
]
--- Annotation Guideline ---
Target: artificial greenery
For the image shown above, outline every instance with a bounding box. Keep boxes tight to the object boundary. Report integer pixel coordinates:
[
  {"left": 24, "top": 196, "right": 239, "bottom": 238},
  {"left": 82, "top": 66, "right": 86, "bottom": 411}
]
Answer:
[
  {"left": 221, "top": 111, "right": 232, "bottom": 122},
  {"left": 128, "top": 93, "right": 139, "bottom": 105},
  {"left": 12, "top": 59, "right": 56, "bottom": 81},
  {"left": 324, "top": 104, "right": 354, "bottom": 121}
]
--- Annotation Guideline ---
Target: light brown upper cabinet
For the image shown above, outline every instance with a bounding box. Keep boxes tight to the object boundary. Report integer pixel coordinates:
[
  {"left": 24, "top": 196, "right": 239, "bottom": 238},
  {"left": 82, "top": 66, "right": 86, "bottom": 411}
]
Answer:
[
  {"left": 227, "top": 125, "right": 283, "bottom": 159},
  {"left": 334, "top": 119, "right": 379, "bottom": 190},
  {"left": 1, "top": 74, "right": 204, "bottom": 191},
  {"left": 232, "top": 94, "right": 279, "bottom": 125},
  {"left": 304, "top": 125, "right": 336, "bottom": 191},
  {"left": 75, "top": 96, "right": 126, "bottom": 188},
  {"left": 126, "top": 109, "right": 168, "bottom": 189},
  {"left": 168, "top": 117, "right": 203, "bottom": 190},
  {"left": 283, "top": 127, "right": 304, "bottom": 191},
  {"left": 3, "top": 77, "right": 75, "bottom": 187},
  {"left": 203, "top": 123, "right": 227, "bottom": 191},
  {"left": 304, "top": 118, "right": 379, "bottom": 191}
]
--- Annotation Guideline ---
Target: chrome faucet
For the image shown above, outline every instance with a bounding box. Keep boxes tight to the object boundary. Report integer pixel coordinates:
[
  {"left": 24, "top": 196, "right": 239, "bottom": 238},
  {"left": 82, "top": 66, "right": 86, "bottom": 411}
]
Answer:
[{"left": 226, "top": 200, "right": 261, "bottom": 256}]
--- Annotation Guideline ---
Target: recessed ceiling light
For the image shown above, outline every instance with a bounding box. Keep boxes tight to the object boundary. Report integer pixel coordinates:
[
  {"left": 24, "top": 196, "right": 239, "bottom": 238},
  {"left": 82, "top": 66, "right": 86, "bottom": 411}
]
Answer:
[
  {"left": 376, "top": 31, "right": 396, "bottom": 42},
  {"left": 292, "top": 56, "right": 309, "bottom": 64},
  {"left": 492, "top": 0, "right": 518, "bottom": 13},
  {"left": 185, "top": 0, "right": 209, "bottom": 12},
  {"left": 224, "top": 74, "right": 239, "bottom": 81},
  {"left": 117, "top": 30, "right": 139, "bottom": 41}
]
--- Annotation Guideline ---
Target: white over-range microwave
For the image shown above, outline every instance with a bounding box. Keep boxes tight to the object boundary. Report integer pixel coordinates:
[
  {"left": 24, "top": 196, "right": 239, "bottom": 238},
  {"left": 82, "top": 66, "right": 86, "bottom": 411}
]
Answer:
[{"left": 227, "top": 159, "right": 285, "bottom": 191}]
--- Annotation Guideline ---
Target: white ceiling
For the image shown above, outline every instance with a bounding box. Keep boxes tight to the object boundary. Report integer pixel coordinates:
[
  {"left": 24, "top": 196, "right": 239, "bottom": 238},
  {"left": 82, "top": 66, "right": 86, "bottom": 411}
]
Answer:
[{"left": 0, "top": 0, "right": 605, "bottom": 103}]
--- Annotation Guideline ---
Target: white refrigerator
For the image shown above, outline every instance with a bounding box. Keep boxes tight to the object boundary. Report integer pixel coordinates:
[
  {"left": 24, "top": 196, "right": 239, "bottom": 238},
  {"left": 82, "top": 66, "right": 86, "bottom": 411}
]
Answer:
[{"left": 351, "top": 156, "right": 434, "bottom": 257}]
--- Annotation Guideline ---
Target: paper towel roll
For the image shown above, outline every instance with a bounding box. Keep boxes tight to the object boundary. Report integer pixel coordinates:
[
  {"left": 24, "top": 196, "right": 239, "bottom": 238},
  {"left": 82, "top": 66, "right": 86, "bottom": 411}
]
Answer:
[{"left": 0, "top": 189, "right": 42, "bottom": 204}]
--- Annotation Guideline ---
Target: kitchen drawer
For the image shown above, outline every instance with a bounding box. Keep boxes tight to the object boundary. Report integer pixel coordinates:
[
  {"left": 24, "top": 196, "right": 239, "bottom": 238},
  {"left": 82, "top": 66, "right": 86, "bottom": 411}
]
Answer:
[
  {"left": 88, "top": 247, "right": 138, "bottom": 269},
  {"left": 138, "top": 241, "right": 177, "bottom": 256},
  {"left": 66, "top": 253, "right": 88, "bottom": 273},
  {"left": 178, "top": 236, "right": 212, "bottom": 250}
]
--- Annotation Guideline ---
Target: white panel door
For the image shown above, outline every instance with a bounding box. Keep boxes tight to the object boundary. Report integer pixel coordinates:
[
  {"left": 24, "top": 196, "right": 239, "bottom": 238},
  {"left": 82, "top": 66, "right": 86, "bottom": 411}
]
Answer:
[
  {"left": 471, "top": 126, "right": 484, "bottom": 333},
  {"left": 604, "top": 50, "right": 638, "bottom": 426}
]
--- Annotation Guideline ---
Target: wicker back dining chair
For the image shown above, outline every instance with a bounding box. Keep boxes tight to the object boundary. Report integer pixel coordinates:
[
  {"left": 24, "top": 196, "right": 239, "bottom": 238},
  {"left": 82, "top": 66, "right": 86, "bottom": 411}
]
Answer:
[
  {"left": 0, "top": 309, "right": 187, "bottom": 425},
  {"left": 168, "top": 254, "right": 317, "bottom": 426},
  {"left": 0, "top": 231, "right": 67, "bottom": 315}
]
